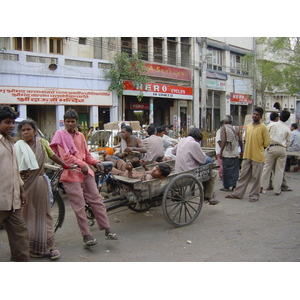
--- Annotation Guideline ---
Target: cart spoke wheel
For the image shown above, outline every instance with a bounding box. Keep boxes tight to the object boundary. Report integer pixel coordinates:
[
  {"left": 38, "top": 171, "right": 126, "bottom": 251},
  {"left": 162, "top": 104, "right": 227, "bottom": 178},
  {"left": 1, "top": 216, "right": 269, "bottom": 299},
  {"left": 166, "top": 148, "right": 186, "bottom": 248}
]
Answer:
[{"left": 162, "top": 174, "right": 203, "bottom": 227}]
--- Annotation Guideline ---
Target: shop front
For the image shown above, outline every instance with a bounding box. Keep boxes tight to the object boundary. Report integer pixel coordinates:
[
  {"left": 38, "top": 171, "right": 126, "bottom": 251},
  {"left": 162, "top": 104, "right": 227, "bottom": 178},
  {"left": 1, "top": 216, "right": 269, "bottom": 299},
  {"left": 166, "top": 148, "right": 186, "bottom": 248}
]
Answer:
[
  {"left": 0, "top": 86, "right": 112, "bottom": 139},
  {"left": 122, "top": 81, "right": 193, "bottom": 134},
  {"left": 230, "top": 93, "right": 253, "bottom": 127}
]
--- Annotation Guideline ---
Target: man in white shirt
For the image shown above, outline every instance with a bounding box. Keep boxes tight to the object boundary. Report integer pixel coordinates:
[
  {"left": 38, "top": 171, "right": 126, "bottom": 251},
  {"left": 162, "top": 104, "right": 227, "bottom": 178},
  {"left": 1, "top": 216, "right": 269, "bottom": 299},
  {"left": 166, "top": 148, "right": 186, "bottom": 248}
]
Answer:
[
  {"left": 142, "top": 125, "right": 164, "bottom": 164},
  {"left": 261, "top": 110, "right": 291, "bottom": 195}
]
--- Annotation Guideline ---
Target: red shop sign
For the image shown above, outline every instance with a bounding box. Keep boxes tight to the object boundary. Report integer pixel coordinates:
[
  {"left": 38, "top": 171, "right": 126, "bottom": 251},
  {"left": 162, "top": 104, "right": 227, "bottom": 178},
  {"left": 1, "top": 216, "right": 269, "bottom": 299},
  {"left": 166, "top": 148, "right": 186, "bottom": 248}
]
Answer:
[
  {"left": 123, "top": 81, "right": 193, "bottom": 96},
  {"left": 145, "top": 63, "right": 191, "bottom": 81},
  {"left": 230, "top": 93, "right": 253, "bottom": 105}
]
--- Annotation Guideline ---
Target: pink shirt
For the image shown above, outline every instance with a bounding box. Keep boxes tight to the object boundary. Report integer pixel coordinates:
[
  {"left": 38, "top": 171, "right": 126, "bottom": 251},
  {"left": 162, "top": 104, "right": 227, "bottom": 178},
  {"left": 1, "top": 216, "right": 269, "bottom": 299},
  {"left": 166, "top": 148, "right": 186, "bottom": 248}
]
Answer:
[
  {"left": 55, "top": 131, "right": 99, "bottom": 183},
  {"left": 172, "top": 136, "right": 206, "bottom": 173}
]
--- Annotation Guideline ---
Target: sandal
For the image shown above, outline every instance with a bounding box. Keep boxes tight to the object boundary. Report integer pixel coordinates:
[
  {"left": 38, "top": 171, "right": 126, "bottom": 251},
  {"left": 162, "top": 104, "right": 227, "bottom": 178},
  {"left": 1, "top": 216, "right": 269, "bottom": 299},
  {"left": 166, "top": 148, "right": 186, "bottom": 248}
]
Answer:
[
  {"left": 283, "top": 188, "right": 293, "bottom": 192},
  {"left": 204, "top": 198, "right": 220, "bottom": 205},
  {"left": 249, "top": 198, "right": 259, "bottom": 202},
  {"left": 219, "top": 187, "right": 231, "bottom": 192},
  {"left": 83, "top": 235, "right": 99, "bottom": 247},
  {"left": 30, "top": 253, "right": 44, "bottom": 258},
  {"left": 106, "top": 233, "right": 118, "bottom": 240},
  {"left": 225, "top": 194, "right": 240, "bottom": 199},
  {"left": 50, "top": 249, "right": 60, "bottom": 260}
]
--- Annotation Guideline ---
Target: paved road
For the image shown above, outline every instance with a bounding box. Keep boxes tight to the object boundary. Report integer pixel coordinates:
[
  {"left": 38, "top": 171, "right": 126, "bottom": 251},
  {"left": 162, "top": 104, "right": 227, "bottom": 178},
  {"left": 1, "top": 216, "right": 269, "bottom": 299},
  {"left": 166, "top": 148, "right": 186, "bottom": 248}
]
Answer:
[{"left": 1, "top": 168, "right": 300, "bottom": 262}]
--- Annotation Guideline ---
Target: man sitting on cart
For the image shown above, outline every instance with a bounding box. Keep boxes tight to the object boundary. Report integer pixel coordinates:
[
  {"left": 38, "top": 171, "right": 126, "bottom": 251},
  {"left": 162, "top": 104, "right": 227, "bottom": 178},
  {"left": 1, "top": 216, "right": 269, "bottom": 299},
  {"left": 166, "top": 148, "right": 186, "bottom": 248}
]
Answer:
[
  {"left": 171, "top": 127, "right": 219, "bottom": 205},
  {"left": 114, "top": 125, "right": 146, "bottom": 161}
]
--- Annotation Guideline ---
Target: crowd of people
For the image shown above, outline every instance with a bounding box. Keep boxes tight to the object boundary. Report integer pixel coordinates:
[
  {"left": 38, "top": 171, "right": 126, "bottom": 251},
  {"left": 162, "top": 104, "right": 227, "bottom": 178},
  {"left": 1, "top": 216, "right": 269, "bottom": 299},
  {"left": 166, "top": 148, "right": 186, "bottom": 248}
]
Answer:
[{"left": 1, "top": 104, "right": 300, "bottom": 262}]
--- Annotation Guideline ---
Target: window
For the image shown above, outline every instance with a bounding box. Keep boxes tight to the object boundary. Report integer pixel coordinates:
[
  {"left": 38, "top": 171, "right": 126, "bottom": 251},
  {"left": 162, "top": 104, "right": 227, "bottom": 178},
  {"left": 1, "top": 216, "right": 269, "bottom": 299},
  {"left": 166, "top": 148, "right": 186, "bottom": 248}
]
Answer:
[
  {"left": 181, "top": 37, "right": 190, "bottom": 67},
  {"left": 14, "top": 37, "right": 33, "bottom": 51},
  {"left": 79, "top": 37, "right": 87, "bottom": 45},
  {"left": 230, "top": 53, "right": 248, "bottom": 75},
  {"left": 153, "top": 38, "right": 163, "bottom": 63},
  {"left": 167, "top": 39, "right": 176, "bottom": 65},
  {"left": 138, "top": 37, "right": 148, "bottom": 61},
  {"left": 121, "top": 37, "right": 132, "bottom": 56},
  {"left": 49, "top": 38, "right": 63, "bottom": 54},
  {"left": 207, "top": 48, "right": 222, "bottom": 71}
]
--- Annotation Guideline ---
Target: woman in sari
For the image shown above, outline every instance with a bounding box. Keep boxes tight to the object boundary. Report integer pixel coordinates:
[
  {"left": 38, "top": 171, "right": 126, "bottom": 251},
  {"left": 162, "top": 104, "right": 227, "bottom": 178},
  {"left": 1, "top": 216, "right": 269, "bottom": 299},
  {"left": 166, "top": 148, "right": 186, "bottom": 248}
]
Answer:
[{"left": 14, "top": 119, "right": 73, "bottom": 260}]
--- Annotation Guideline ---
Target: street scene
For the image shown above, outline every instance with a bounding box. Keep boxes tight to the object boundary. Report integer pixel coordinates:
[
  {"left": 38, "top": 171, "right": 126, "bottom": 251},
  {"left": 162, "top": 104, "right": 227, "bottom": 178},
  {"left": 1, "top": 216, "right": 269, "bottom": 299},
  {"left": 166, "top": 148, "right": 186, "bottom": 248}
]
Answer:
[
  {"left": 1, "top": 164, "right": 299, "bottom": 262},
  {"left": 1, "top": 36, "right": 300, "bottom": 266}
]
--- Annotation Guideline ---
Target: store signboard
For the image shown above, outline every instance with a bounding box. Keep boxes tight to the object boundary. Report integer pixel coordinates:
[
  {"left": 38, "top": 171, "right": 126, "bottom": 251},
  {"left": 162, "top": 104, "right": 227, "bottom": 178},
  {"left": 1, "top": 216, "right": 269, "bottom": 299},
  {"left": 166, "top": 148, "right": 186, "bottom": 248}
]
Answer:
[
  {"left": 123, "top": 81, "right": 193, "bottom": 100},
  {"left": 130, "top": 103, "right": 150, "bottom": 110},
  {"left": 206, "top": 79, "right": 226, "bottom": 91},
  {"left": 230, "top": 93, "right": 253, "bottom": 105},
  {"left": 145, "top": 63, "right": 191, "bottom": 81},
  {"left": 0, "top": 86, "right": 112, "bottom": 106}
]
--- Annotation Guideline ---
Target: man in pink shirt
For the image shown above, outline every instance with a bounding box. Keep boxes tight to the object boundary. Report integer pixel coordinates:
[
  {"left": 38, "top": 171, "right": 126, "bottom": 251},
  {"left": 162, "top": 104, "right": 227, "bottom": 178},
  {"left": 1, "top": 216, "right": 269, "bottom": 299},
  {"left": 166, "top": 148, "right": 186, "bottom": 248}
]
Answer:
[
  {"left": 172, "top": 127, "right": 219, "bottom": 205},
  {"left": 50, "top": 109, "right": 117, "bottom": 247}
]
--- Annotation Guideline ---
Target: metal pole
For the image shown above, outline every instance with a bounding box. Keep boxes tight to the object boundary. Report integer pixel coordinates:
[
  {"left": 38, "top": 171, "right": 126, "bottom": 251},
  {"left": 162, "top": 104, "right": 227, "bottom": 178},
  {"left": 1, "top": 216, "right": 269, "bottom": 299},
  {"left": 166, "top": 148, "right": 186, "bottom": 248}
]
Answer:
[{"left": 200, "top": 37, "right": 207, "bottom": 131}]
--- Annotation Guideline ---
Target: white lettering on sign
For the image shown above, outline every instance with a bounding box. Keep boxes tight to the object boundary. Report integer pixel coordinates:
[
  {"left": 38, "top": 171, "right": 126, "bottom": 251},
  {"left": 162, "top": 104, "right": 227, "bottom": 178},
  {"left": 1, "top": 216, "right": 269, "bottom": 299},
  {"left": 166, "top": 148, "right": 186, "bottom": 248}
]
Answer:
[{"left": 154, "top": 85, "right": 159, "bottom": 92}]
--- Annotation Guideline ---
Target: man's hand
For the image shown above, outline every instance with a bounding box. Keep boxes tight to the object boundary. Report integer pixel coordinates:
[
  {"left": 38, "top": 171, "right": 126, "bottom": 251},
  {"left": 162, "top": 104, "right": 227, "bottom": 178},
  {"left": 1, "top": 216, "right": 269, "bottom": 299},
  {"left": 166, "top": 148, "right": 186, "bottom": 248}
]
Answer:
[
  {"left": 20, "top": 187, "right": 27, "bottom": 207},
  {"left": 94, "top": 162, "right": 104, "bottom": 173},
  {"left": 81, "top": 164, "right": 89, "bottom": 175}
]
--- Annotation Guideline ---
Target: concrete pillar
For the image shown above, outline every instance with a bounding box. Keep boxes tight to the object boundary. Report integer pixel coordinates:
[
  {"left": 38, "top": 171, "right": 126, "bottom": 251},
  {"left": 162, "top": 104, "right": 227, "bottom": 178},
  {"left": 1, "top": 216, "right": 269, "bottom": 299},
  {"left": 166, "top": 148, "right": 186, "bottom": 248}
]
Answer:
[
  {"left": 148, "top": 37, "right": 154, "bottom": 62},
  {"left": 224, "top": 49, "right": 231, "bottom": 116},
  {"left": 56, "top": 105, "right": 65, "bottom": 130},
  {"left": 110, "top": 90, "right": 119, "bottom": 122},
  {"left": 17, "top": 105, "right": 27, "bottom": 119},
  {"left": 46, "top": 37, "right": 49, "bottom": 54},
  {"left": 176, "top": 37, "right": 181, "bottom": 66},
  {"left": 90, "top": 106, "right": 98, "bottom": 128},
  {"left": 149, "top": 98, "right": 154, "bottom": 124},
  {"left": 132, "top": 37, "right": 138, "bottom": 54},
  {"left": 163, "top": 38, "right": 168, "bottom": 64}
]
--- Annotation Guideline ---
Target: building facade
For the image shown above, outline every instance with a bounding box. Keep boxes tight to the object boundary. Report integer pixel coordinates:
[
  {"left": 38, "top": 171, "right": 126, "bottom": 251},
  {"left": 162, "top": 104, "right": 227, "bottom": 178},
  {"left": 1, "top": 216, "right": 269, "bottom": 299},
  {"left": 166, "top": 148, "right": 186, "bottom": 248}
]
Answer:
[{"left": 0, "top": 37, "right": 298, "bottom": 140}]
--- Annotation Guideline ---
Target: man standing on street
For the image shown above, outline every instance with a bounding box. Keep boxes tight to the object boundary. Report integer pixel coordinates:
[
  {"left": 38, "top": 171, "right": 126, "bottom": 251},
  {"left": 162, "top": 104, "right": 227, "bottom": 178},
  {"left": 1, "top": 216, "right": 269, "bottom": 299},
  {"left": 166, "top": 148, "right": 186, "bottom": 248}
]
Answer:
[
  {"left": 226, "top": 107, "right": 270, "bottom": 202},
  {"left": 50, "top": 108, "right": 117, "bottom": 247},
  {"left": 0, "top": 105, "right": 30, "bottom": 261},
  {"left": 288, "top": 123, "right": 300, "bottom": 152},
  {"left": 261, "top": 110, "right": 291, "bottom": 195},
  {"left": 219, "top": 115, "right": 243, "bottom": 192}
]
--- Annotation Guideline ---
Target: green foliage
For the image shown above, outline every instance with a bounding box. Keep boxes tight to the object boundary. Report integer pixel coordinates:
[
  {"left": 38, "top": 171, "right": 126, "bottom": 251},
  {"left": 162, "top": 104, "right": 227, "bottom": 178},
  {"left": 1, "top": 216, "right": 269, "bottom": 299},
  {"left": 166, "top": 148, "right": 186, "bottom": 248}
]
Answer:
[
  {"left": 245, "top": 37, "right": 300, "bottom": 108},
  {"left": 105, "top": 52, "right": 148, "bottom": 101}
]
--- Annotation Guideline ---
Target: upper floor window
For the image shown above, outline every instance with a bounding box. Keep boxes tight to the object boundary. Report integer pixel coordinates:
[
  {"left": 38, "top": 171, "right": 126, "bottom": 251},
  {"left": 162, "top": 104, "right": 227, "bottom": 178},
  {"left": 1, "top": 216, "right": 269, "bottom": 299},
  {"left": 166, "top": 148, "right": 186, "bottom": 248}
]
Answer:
[
  {"left": 230, "top": 53, "right": 248, "bottom": 75},
  {"left": 207, "top": 48, "right": 222, "bottom": 71},
  {"left": 49, "top": 38, "right": 63, "bottom": 54},
  {"left": 138, "top": 37, "right": 148, "bottom": 61},
  {"left": 79, "top": 37, "right": 87, "bottom": 45},
  {"left": 15, "top": 37, "right": 33, "bottom": 51},
  {"left": 153, "top": 38, "right": 163, "bottom": 63},
  {"left": 121, "top": 37, "right": 132, "bottom": 56}
]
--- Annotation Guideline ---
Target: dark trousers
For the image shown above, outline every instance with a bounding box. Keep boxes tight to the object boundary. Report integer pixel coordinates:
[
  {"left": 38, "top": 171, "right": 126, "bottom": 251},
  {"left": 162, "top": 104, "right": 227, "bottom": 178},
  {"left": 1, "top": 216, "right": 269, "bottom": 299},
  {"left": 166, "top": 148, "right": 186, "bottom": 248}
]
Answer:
[{"left": 0, "top": 209, "right": 30, "bottom": 262}]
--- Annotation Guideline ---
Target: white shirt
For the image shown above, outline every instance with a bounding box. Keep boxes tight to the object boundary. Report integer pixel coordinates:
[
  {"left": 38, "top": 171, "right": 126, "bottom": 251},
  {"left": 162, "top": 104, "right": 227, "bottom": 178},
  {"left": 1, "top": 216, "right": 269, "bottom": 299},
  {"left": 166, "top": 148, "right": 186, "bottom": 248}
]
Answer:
[{"left": 267, "top": 120, "right": 291, "bottom": 148}]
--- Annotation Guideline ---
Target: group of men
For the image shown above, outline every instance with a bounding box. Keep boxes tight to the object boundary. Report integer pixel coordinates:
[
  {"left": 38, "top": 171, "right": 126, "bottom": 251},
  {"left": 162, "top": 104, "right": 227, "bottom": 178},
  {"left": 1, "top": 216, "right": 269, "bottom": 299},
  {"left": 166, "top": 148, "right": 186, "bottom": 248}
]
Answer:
[{"left": 215, "top": 107, "right": 299, "bottom": 202}]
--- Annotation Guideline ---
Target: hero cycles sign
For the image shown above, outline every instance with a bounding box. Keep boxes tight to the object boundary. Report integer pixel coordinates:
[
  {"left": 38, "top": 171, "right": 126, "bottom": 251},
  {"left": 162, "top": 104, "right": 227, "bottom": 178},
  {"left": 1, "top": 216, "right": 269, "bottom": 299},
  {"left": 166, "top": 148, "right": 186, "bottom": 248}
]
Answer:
[{"left": 123, "top": 81, "right": 193, "bottom": 100}]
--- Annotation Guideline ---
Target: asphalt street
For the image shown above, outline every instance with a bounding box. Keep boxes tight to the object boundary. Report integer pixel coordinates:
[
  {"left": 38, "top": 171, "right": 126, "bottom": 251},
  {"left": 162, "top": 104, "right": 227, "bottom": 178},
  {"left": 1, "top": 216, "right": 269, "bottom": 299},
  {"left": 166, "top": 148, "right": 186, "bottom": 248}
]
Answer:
[{"left": 1, "top": 167, "right": 300, "bottom": 263}]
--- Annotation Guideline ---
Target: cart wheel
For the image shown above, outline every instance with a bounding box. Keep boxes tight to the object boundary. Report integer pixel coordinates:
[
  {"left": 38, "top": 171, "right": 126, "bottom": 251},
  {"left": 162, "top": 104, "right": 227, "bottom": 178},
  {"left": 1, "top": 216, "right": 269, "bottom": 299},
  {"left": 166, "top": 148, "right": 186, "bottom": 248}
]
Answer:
[{"left": 162, "top": 174, "right": 204, "bottom": 227}]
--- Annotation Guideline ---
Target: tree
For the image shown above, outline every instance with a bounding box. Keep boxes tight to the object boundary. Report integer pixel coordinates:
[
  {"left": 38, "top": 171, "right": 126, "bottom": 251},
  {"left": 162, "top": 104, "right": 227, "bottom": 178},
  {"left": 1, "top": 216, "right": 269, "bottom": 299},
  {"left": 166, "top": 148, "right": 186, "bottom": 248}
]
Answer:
[
  {"left": 246, "top": 37, "right": 300, "bottom": 109},
  {"left": 105, "top": 52, "right": 148, "bottom": 102}
]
